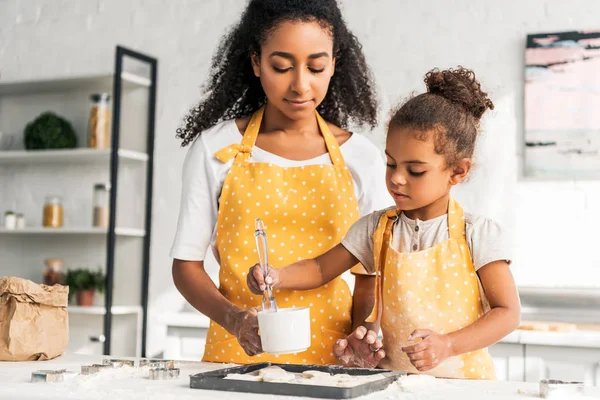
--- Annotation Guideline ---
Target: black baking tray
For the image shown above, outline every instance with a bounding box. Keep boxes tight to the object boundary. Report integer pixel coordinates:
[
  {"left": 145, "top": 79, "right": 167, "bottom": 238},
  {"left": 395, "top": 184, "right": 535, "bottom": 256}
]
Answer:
[{"left": 189, "top": 362, "right": 406, "bottom": 399}]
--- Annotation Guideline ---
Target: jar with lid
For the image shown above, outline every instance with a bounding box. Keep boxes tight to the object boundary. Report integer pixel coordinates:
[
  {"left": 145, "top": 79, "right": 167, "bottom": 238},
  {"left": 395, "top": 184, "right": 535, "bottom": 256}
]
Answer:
[
  {"left": 43, "top": 196, "right": 63, "bottom": 228},
  {"left": 88, "top": 93, "right": 111, "bottom": 149},
  {"left": 93, "top": 183, "right": 111, "bottom": 228},
  {"left": 43, "top": 258, "right": 64, "bottom": 286},
  {"left": 3, "top": 211, "right": 16, "bottom": 230}
]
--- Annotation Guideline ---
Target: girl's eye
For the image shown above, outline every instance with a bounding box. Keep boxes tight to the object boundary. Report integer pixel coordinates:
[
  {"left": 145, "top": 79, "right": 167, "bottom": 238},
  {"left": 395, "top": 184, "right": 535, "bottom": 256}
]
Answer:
[
  {"left": 408, "top": 170, "right": 426, "bottom": 177},
  {"left": 273, "top": 66, "right": 291, "bottom": 73},
  {"left": 309, "top": 67, "right": 325, "bottom": 74},
  {"left": 386, "top": 163, "right": 396, "bottom": 169}
]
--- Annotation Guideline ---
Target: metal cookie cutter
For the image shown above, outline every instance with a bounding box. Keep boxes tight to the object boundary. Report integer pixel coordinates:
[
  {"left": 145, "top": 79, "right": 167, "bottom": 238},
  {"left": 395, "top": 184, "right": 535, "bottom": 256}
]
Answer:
[
  {"left": 149, "top": 367, "right": 180, "bottom": 380},
  {"left": 31, "top": 369, "right": 75, "bottom": 383},
  {"left": 81, "top": 364, "right": 112, "bottom": 375},
  {"left": 102, "top": 358, "right": 135, "bottom": 368},
  {"left": 540, "top": 379, "right": 584, "bottom": 398},
  {"left": 139, "top": 359, "right": 175, "bottom": 369}
]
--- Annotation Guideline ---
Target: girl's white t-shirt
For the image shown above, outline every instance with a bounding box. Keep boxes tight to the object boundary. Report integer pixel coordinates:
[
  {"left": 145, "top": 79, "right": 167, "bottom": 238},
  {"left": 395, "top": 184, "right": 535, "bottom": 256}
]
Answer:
[{"left": 170, "top": 119, "right": 394, "bottom": 261}]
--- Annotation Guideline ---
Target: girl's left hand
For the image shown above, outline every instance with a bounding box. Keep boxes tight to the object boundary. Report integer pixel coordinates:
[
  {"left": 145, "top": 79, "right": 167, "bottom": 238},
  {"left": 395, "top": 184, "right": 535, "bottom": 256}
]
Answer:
[{"left": 401, "top": 329, "right": 454, "bottom": 372}]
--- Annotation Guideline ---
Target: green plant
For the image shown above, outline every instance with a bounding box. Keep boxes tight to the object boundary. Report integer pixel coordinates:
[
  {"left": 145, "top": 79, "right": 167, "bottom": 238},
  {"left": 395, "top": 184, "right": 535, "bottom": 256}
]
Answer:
[
  {"left": 24, "top": 112, "right": 77, "bottom": 149},
  {"left": 64, "top": 268, "right": 105, "bottom": 298}
]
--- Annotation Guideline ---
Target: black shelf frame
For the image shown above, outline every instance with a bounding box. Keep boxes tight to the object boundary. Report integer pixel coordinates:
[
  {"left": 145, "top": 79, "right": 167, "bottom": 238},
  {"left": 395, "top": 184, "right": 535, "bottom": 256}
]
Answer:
[{"left": 103, "top": 45, "right": 157, "bottom": 357}]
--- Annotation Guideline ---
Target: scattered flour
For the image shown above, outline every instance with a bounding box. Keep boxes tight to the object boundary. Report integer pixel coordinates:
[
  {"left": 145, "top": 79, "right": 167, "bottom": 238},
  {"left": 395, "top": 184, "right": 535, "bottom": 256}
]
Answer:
[{"left": 396, "top": 374, "right": 439, "bottom": 392}]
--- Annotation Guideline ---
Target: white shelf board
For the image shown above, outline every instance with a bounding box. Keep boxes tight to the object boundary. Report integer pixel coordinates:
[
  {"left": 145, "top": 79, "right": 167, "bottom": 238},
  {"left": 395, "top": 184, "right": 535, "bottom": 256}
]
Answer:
[
  {"left": 68, "top": 305, "right": 142, "bottom": 316},
  {"left": 114, "top": 227, "right": 147, "bottom": 237},
  {"left": 0, "top": 227, "right": 146, "bottom": 237},
  {"left": 0, "top": 148, "right": 148, "bottom": 165},
  {"left": 0, "top": 71, "right": 151, "bottom": 96}
]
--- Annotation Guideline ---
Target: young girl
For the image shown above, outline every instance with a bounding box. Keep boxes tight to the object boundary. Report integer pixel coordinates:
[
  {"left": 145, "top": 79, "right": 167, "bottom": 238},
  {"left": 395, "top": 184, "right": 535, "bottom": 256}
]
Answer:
[
  {"left": 248, "top": 67, "right": 521, "bottom": 379},
  {"left": 171, "top": 0, "right": 392, "bottom": 365}
]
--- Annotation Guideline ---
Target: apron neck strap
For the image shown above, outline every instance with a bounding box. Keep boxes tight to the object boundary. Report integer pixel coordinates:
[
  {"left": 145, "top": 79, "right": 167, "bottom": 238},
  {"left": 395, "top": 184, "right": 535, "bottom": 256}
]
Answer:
[
  {"left": 240, "top": 106, "right": 265, "bottom": 151},
  {"left": 238, "top": 105, "right": 347, "bottom": 168},
  {"left": 366, "top": 209, "right": 398, "bottom": 323},
  {"left": 315, "top": 112, "right": 346, "bottom": 167},
  {"left": 447, "top": 197, "right": 465, "bottom": 241}
]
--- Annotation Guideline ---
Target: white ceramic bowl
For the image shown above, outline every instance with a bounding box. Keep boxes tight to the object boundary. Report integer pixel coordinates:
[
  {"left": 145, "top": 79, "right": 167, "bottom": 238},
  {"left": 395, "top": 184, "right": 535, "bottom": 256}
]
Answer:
[{"left": 258, "top": 307, "right": 311, "bottom": 354}]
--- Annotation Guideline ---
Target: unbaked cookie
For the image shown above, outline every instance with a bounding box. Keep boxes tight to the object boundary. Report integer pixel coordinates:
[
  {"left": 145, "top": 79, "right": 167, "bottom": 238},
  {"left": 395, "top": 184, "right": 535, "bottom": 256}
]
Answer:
[
  {"left": 301, "top": 370, "right": 331, "bottom": 379},
  {"left": 223, "top": 373, "right": 262, "bottom": 381},
  {"left": 258, "top": 366, "right": 296, "bottom": 383}
]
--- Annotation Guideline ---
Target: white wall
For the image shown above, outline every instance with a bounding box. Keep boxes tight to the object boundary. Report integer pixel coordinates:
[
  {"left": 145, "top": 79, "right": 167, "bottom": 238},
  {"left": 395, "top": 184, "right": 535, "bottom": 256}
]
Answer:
[{"left": 2, "top": 0, "right": 600, "bottom": 355}]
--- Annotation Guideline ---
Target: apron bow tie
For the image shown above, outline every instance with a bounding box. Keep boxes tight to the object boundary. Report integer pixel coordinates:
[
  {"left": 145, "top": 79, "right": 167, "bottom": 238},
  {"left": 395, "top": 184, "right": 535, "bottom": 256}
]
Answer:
[{"left": 214, "top": 143, "right": 252, "bottom": 163}]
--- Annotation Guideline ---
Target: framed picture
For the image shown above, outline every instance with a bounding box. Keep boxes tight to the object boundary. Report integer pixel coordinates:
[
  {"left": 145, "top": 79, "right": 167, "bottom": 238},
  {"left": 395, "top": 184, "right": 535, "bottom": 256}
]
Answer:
[{"left": 525, "top": 30, "right": 600, "bottom": 178}]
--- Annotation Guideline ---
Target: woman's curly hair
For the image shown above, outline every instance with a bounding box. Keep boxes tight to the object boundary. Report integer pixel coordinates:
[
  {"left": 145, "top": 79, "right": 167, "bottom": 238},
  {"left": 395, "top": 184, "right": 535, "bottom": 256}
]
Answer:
[{"left": 176, "top": 0, "right": 378, "bottom": 147}]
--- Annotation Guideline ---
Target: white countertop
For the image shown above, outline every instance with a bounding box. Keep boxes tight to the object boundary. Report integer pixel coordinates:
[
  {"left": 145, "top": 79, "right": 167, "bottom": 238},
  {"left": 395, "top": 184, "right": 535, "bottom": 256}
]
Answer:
[
  {"left": 1, "top": 353, "right": 600, "bottom": 399},
  {"left": 499, "top": 329, "right": 600, "bottom": 349}
]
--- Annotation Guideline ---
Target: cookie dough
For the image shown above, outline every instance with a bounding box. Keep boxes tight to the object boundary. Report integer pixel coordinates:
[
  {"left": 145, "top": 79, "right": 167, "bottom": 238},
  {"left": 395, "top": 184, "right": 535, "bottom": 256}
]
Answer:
[
  {"left": 258, "top": 366, "right": 296, "bottom": 383},
  {"left": 224, "top": 373, "right": 262, "bottom": 381},
  {"left": 224, "top": 366, "right": 384, "bottom": 388},
  {"left": 257, "top": 366, "right": 289, "bottom": 377},
  {"left": 301, "top": 370, "right": 331, "bottom": 379}
]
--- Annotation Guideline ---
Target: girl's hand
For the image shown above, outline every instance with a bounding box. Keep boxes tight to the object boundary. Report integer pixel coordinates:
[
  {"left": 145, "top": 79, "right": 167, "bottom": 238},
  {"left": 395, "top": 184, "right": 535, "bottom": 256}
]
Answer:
[
  {"left": 231, "top": 307, "right": 263, "bottom": 356},
  {"left": 247, "top": 263, "right": 279, "bottom": 295},
  {"left": 402, "top": 329, "right": 454, "bottom": 372},
  {"left": 333, "top": 326, "right": 386, "bottom": 368}
]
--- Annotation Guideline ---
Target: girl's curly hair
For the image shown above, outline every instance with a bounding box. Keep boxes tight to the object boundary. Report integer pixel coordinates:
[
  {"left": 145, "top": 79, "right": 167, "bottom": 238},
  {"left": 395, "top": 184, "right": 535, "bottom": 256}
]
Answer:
[
  {"left": 389, "top": 66, "right": 494, "bottom": 167},
  {"left": 176, "top": 0, "right": 378, "bottom": 147}
]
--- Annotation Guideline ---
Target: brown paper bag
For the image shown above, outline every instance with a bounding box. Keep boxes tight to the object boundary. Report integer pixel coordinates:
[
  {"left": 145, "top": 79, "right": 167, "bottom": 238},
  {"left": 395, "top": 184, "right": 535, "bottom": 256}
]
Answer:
[{"left": 0, "top": 277, "right": 69, "bottom": 361}]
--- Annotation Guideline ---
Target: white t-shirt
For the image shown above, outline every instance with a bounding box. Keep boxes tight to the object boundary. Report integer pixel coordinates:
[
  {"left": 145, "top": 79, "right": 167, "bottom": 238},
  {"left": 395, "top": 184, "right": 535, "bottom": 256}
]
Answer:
[
  {"left": 342, "top": 207, "right": 512, "bottom": 275},
  {"left": 170, "top": 119, "right": 394, "bottom": 261}
]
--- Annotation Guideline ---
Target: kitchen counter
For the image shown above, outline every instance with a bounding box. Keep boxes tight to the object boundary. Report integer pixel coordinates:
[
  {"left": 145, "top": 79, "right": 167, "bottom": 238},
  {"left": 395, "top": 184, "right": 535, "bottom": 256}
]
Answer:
[
  {"left": 1, "top": 353, "right": 600, "bottom": 399},
  {"left": 499, "top": 328, "right": 600, "bottom": 349}
]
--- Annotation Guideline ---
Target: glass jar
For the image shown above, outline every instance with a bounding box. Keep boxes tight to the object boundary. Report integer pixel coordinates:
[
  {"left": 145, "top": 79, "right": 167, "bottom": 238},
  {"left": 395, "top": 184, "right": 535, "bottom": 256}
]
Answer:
[
  {"left": 93, "top": 183, "right": 111, "bottom": 228},
  {"left": 88, "top": 93, "right": 111, "bottom": 149},
  {"left": 43, "top": 196, "right": 63, "bottom": 228},
  {"left": 43, "top": 258, "right": 64, "bottom": 286},
  {"left": 3, "top": 211, "right": 16, "bottom": 230},
  {"left": 15, "top": 213, "right": 25, "bottom": 229}
]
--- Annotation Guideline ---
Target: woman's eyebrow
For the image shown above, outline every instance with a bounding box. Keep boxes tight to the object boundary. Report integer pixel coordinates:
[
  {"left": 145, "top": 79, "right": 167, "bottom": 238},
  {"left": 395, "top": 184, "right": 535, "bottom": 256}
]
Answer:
[{"left": 269, "top": 51, "right": 330, "bottom": 60}]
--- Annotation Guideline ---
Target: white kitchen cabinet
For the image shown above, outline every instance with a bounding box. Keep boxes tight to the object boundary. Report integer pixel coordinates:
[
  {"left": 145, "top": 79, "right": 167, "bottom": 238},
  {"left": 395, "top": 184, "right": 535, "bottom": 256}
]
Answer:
[
  {"left": 489, "top": 342, "right": 526, "bottom": 381},
  {"left": 162, "top": 312, "right": 210, "bottom": 361},
  {"left": 525, "top": 345, "right": 600, "bottom": 386}
]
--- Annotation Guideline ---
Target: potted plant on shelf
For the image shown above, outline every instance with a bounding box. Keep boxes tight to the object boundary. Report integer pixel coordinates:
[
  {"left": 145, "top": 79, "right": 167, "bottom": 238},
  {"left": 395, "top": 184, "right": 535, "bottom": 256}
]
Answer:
[{"left": 65, "top": 268, "right": 105, "bottom": 306}]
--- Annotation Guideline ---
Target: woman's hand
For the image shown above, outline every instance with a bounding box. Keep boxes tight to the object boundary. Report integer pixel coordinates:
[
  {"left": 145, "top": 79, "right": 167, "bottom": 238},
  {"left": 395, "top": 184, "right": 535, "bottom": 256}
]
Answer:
[
  {"left": 333, "top": 326, "right": 386, "bottom": 368},
  {"left": 247, "top": 263, "right": 279, "bottom": 294},
  {"left": 402, "top": 329, "right": 454, "bottom": 372},
  {"left": 230, "top": 307, "right": 263, "bottom": 356}
]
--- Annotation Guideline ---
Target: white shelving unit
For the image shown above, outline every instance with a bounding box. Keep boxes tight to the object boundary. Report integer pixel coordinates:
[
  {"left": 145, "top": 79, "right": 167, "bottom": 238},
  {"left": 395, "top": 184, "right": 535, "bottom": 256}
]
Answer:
[
  {"left": 0, "top": 71, "right": 151, "bottom": 96},
  {"left": 0, "top": 46, "right": 157, "bottom": 359},
  {"left": 0, "top": 148, "right": 148, "bottom": 165},
  {"left": 0, "top": 227, "right": 146, "bottom": 237},
  {"left": 69, "top": 305, "right": 143, "bottom": 316}
]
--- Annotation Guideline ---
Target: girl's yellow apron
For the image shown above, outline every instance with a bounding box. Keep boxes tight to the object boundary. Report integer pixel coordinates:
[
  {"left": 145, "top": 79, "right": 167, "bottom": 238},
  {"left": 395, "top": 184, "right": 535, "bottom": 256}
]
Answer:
[
  {"left": 202, "top": 106, "right": 359, "bottom": 365},
  {"left": 367, "top": 197, "right": 496, "bottom": 379}
]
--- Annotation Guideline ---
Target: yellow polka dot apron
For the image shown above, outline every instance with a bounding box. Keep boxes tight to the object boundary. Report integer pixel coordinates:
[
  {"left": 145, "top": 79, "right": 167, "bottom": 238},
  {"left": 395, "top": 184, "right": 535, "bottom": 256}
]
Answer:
[
  {"left": 202, "top": 106, "right": 359, "bottom": 365},
  {"left": 367, "top": 197, "right": 496, "bottom": 379}
]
